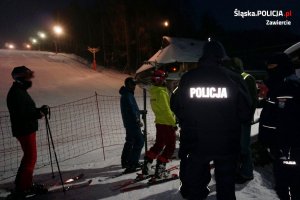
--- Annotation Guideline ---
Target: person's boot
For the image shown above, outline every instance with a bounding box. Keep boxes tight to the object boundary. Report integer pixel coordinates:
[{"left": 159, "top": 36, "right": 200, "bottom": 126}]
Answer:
[
  {"left": 121, "top": 160, "right": 129, "bottom": 169},
  {"left": 142, "top": 156, "right": 153, "bottom": 175},
  {"left": 6, "top": 190, "right": 26, "bottom": 200},
  {"left": 123, "top": 167, "right": 136, "bottom": 174},
  {"left": 29, "top": 183, "right": 48, "bottom": 195},
  {"left": 123, "top": 163, "right": 140, "bottom": 174},
  {"left": 154, "top": 160, "right": 167, "bottom": 179},
  {"left": 179, "top": 182, "right": 188, "bottom": 199}
]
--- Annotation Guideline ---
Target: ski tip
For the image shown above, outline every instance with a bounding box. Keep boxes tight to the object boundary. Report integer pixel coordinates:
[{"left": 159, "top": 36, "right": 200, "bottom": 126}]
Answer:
[
  {"left": 64, "top": 173, "right": 85, "bottom": 184},
  {"left": 64, "top": 180, "right": 92, "bottom": 191},
  {"left": 77, "top": 173, "right": 85, "bottom": 179}
]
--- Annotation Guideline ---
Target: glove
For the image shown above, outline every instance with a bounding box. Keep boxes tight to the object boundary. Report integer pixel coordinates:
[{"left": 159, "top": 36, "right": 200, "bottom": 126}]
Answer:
[
  {"left": 40, "top": 105, "right": 50, "bottom": 115},
  {"left": 137, "top": 120, "right": 143, "bottom": 127},
  {"left": 173, "top": 126, "right": 178, "bottom": 131},
  {"left": 140, "top": 110, "right": 147, "bottom": 115}
]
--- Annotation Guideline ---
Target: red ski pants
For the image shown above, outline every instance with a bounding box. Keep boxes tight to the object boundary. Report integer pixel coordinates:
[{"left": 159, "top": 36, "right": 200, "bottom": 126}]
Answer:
[
  {"left": 146, "top": 124, "right": 176, "bottom": 163},
  {"left": 15, "top": 132, "right": 37, "bottom": 191}
]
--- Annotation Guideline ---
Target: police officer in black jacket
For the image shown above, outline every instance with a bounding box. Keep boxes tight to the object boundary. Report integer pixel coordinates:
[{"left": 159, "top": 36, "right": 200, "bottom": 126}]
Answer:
[
  {"left": 258, "top": 53, "right": 300, "bottom": 200},
  {"left": 171, "top": 41, "right": 252, "bottom": 200}
]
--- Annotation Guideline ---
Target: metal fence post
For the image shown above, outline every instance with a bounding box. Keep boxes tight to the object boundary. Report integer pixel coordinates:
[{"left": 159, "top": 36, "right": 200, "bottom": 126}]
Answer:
[{"left": 95, "top": 92, "right": 106, "bottom": 160}]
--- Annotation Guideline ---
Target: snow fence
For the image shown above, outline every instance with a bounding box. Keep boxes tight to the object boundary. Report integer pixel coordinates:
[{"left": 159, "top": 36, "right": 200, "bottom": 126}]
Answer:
[{"left": 0, "top": 93, "right": 157, "bottom": 181}]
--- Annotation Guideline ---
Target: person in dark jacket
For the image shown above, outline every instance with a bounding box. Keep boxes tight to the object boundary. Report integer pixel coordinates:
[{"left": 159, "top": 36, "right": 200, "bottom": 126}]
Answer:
[
  {"left": 258, "top": 53, "right": 300, "bottom": 200},
  {"left": 228, "top": 57, "right": 258, "bottom": 184},
  {"left": 6, "top": 66, "right": 49, "bottom": 199},
  {"left": 171, "top": 41, "right": 252, "bottom": 200},
  {"left": 119, "top": 77, "right": 144, "bottom": 173}
]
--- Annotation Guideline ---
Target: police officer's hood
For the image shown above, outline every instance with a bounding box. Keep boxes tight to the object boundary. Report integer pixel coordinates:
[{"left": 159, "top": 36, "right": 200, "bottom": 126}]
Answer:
[
  {"left": 198, "top": 41, "right": 228, "bottom": 65},
  {"left": 266, "top": 53, "right": 295, "bottom": 90},
  {"left": 231, "top": 57, "right": 244, "bottom": 73}
]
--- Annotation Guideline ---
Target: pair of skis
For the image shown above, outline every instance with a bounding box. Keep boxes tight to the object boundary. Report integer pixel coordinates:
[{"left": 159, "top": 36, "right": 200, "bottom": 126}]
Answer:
[
  {"left": 98, "top": 167, "right": 142, "bottom": 182},
  {"left": 98, "top": 163, "right": 156, "bottom": 182},
  {"left": 111, "top": 165, "right": 179, "bottom": 192},
  {"left": 49, "top": 179, "right": 92, "bottom": 193},
  {"left": 120, "top": 173, "right": 179, "bottom": 192},
  {"left": 46, "top": 173, "right": 85, "bottom": 188},
  {"left": 47, "top": 173, "right": 92, "bottom": 193},
  {"left": 5, "top": 173, "right": 91, "bottom": 199}
]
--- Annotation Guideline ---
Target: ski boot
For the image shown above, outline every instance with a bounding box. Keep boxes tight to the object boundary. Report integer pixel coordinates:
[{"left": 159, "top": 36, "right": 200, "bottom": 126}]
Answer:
[
  {"left": 179, "top": 182, "right": 188, "bottom": 199},
  {"left": 123, "top": 161, "right": 143, "bottom": 174},
  {"left": 121, "top": 160, "right": 129, "bottom": 169},
  {"left": 154, "top": 160, "right": 167, "bottom": 179},
  {"left": 142, "top": 156, "right": 154, "bottom": 175},
  {"left": 29, "top": 183, "right": 48, "bottom": 194},
  {"left": 6, "top": 190, "right": 26, "bottom": 200},
  {"left": 132, "top": 161, "right": 143, "bottom": 170}
]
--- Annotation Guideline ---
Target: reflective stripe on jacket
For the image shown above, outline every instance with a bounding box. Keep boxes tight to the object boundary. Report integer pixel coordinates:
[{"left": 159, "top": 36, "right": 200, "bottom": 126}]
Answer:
[{"left": 241, "top": 72, "right": 258, "bottom": 116}]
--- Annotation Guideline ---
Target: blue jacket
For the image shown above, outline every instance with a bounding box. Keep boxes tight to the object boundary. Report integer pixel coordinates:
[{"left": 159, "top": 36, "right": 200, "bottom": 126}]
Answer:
[{"left": 119, "top": 86, "right": 140, "bottom": 128}]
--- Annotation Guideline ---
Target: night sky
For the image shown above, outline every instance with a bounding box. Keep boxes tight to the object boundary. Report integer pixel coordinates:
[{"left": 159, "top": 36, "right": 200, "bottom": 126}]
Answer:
[
  {"left": 187, "top": 0, "right": 299, "bottom": 32},
  {"left": 0, "top": 0, "right": 75, "bottom": 44},
  {"left": 0, "top": 0, "right": 299, "bottom": 46}
]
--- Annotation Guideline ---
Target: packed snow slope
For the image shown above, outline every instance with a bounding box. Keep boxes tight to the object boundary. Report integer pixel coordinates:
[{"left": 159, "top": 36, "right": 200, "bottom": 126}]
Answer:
[
  {"left": 0, "top": 49, "right": 278, "bottom": 200},
  {"left": 0, "top": 49, "right": 132, "bottom": 111}
]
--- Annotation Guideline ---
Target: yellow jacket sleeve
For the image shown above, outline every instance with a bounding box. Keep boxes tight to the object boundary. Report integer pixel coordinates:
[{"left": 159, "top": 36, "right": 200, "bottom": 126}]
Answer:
[{"left": 150, "top": 86, "right": 176, "bottom": 126}]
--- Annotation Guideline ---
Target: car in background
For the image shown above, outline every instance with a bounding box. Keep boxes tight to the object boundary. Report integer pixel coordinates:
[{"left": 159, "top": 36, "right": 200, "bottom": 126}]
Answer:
[{"left": 284, "top": 41, "right": 300, "bottom": 77}]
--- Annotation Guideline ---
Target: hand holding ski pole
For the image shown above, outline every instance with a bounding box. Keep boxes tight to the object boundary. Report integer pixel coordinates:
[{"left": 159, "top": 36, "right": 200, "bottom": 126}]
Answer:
[
  {"left": 140, "top": 110, "right": 147, "bottom": 123},
  {"left": 40, "top": 105, "right": 50, "bottom": 117}
]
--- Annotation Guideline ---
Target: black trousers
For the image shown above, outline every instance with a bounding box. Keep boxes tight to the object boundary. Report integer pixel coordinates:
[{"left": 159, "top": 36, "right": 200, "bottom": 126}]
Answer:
[
  {"left": 184, "top": 154, "right": 237, "bottom": 200},
  {"left": 121, "top": 126, "right": 144, "bottom": 167},
  {"left": 273, "top": 150, "right": 300, "bottom": 200}
]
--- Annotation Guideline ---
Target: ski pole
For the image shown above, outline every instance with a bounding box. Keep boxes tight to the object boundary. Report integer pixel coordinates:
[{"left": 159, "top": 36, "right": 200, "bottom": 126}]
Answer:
[
  {"left": 45, "top": 118, "right": 54, "bottom": 178},
  {"left": 143, "top": 88, "right": 148, "bottom": 152},
  {"left": 45, "top": 114, "right": 66, "bottom": 193}
]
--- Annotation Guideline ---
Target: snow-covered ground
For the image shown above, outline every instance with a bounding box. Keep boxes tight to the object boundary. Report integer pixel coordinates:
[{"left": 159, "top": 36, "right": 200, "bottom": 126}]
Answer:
[
  {"left": 0, "top": 49, "right": 279, "bottom": 199},
  {"left": 0, "top": 49, "right": 134, "bottom": 111}
]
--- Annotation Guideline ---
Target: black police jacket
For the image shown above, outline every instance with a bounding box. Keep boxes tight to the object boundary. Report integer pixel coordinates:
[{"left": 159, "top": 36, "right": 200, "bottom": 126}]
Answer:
[
  {"left": 7, "top": 82, "right": 43, "bottom": 137},
  {"left": 259, "top": 74, "right": 300, "bottom": 159},
  {"left": 172, "top": 60, "right": 252, "bottom": 157}
]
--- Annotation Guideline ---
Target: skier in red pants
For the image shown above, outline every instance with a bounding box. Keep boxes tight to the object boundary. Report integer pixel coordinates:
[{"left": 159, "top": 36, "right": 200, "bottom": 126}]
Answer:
[
  {"left": 6, "top": 66, "right": 49, "bottom": 199},
  {"left": 142, "top": 69, "right": 177, "bottom": 178}
]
